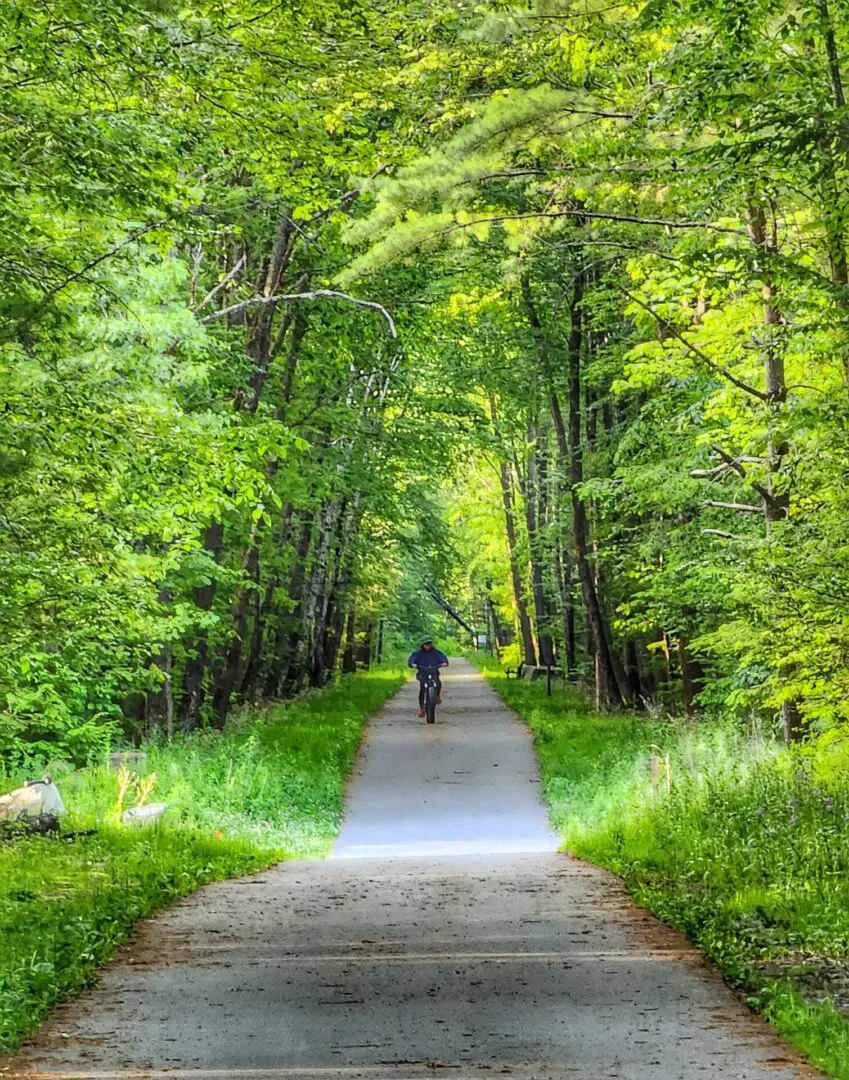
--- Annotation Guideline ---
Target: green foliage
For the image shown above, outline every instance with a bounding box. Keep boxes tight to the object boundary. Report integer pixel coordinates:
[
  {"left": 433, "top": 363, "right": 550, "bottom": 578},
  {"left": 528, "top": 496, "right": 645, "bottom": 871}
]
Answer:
[
  {"left": 0, "top": 829, "right": 267, "bottom": 1057},
  {"left": 338, "top": 0, "right": 849, "bottom": 730},
  {"left": 0, "top": 0, "right": 489, "bottom": 760},
  {"left": 0, "top": 666, "right": 405, "bottom": 1053},
  {"left": 479, "top": 659, "right": 849, "bottom": 1078}
]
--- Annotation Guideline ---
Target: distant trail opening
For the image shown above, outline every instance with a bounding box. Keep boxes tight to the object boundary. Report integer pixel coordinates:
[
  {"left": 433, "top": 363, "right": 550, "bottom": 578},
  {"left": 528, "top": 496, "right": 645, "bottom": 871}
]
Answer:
[{"left": 333, "top": 658, "right": 558, "bottom": 859}]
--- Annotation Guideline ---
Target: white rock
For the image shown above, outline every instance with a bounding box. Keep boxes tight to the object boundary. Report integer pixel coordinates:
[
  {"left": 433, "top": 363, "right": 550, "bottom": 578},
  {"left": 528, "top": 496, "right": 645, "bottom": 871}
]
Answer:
[
  {"left": 0, "top": 785, "right": 44, "bottom": 820},
  {"left": 121, "top": 802, "right": 168, "bottom": 827}
]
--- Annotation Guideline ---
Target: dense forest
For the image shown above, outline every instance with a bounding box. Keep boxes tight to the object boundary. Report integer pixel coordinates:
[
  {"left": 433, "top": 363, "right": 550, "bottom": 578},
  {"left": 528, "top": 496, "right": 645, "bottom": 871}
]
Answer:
[{"left": 4, "top": 0, "right": 849, "bottom": 762}]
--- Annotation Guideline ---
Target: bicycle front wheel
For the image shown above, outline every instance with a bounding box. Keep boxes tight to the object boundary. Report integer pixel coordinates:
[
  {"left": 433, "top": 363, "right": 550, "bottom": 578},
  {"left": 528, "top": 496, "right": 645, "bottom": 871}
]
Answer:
[{"left": 425, "top": 684, "right": 437, "bottom": 724}]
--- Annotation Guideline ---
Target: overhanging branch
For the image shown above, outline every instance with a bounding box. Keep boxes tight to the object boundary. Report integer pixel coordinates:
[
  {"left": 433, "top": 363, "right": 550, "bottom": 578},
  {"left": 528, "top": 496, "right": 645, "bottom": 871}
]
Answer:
[
  {"left": 426, "top": 584, "right": 477, "bottom": 637},
  {"left": 201, "top": 289, "right": 397, "bottom": 337},
  {"left": 622, "top": 289, "right": 770, "bottom": 402}
]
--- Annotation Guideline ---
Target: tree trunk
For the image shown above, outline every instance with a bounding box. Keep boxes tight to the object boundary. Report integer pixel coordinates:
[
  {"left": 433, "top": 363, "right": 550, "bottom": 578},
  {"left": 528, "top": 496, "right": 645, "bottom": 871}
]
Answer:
[
  {"left": 243, "top": 217, "right": 298, "bottom": 412},
  {"left": 485, "top": 580, "right": 508, "bottom": 650},
  {"left": 553, "top": 536, "right": 577, "bottom": 679},
  {"left": 358, "top": 623, "right": 372, "bottom": 670},
  {"left": 320, "top": 599, "right": 346, "bottom": 679},
  {"left": 550, "top": 268, "right": 627, "bottom": 706},
  {"left": 268, "top": 509, "right": 315, "bottom": 695},
  {"left": 211, "top": 541, "right": 260, "bottom": 725},
  {"left": 810, "top": 1, "right": 849, "bottom": 377},
  {"left": 239, "top": 503, "right": 295, "bottom": 701},
  {"left": 490, "top": 394, "right": 537, "bottom": 664},
  {"left": 299, "top": 498, "right": 340, "bottom": 687},
  {"left": 747, "top": 197, "right": 803, "bottom": 741},
  {"left": 146, "top": 640, "right": 174, "bottom": 737},
  {"left": 624, "top": 640, "right": 644, "bottom": 705},
  {"left": 180, "top": 521, "right": 224, "bottom": 732},
  {"left": 342, "top": 609, "right": 357, "bottom": 673},
  {"left": 311, "top": 498, "right": 359, "bottom": 686},
  {"left": 783, "top": 700, "right": 805, "bottom": 743},
  {"left": 497, "top": 456, "right": 537, "bottom": 666},
  {"left": 519, "top": 434, "right": 556, "bottom": 667},
  {"left": 677, "top": 636, "right": 697, "bottom": 716}
]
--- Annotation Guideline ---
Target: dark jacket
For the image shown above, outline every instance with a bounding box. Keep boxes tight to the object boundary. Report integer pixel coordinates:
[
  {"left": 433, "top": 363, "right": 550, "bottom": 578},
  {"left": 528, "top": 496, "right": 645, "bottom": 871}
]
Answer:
[{"left": 408, "top": 648, "right": 449, "bottom": 671}]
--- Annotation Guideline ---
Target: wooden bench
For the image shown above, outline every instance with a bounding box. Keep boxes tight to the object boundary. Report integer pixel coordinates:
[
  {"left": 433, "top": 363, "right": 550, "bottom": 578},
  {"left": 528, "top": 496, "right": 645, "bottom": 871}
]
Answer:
[{"left": 521, "top": 665, "right": 564, "bottom": 682}]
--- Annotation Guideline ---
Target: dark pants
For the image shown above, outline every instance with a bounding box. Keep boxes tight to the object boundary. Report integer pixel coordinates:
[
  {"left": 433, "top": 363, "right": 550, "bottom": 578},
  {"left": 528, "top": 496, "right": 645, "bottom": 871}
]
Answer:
[{"left": 417, "top": 672, "right": 442, "bottom": 707}]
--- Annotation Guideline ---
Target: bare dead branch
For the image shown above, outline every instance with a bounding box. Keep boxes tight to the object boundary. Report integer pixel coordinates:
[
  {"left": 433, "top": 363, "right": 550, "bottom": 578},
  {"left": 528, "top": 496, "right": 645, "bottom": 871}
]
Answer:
[
  {"left": 702, "top": 529, "right": 752, "bottom": 540},
  {"left": 195, "top": 253, "right": 247, "bottom": 312},
  {"left": 691, "top": 466, "right": 728, "bottom": 480},
  {"left": 709, "top": 445, "right": 786, "bottom": 515},
  {"left": 200, "top": 289, "right": 397, "bottom": 338},
  {"left": 710, "top": 445, "right": 749, "bottom": 478},
  {"left": 704, "top": 500, "right": 764, "bottom": 513}
]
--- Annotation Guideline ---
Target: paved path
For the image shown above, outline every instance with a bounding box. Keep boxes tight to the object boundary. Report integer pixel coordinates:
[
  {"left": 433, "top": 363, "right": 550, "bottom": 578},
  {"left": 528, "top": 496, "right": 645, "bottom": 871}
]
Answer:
[
  {"left": 7, "top": 660, "right": 818, "bottom": 1080},
  {"left": 333, "top": 660, "right": 557, "bottom": 858}
]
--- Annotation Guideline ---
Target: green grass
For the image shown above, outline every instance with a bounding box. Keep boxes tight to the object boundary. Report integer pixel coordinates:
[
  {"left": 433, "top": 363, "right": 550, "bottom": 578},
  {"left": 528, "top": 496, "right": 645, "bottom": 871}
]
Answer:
[
  {"left": 475, "top": 654, "right": 849, "bottom": 1080},
  {"left": 0, "top": 666, "right": 406, "bottom": 1054}
]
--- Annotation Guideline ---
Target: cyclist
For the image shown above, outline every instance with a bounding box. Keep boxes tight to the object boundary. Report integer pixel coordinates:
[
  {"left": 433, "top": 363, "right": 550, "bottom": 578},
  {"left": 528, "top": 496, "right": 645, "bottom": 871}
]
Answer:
[{"left": 407, "top": 637, "right": 449, "bottom": 718}]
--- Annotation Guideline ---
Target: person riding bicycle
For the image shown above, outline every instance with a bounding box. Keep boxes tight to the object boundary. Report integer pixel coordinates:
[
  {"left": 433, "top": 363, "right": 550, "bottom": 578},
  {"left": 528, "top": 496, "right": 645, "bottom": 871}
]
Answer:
[{"left": 407, "top": 637, "right": 449, "bottom": 718}]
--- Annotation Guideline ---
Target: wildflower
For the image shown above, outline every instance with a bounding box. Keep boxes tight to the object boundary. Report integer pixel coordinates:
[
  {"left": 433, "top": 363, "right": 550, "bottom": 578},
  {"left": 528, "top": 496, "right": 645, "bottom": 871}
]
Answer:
[
  {"left": 756, "top": 806, "right": 765, "bottom": 817},
  {"left": 789, "top": 815, "right": 798, "bottom": 826},
  {"left": 824, "top": 797, "right": 835, "bottom": 812}
]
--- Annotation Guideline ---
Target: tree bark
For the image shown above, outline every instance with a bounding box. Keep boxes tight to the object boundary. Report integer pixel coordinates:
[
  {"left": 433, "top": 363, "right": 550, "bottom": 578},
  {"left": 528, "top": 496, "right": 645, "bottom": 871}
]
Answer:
[
  {"left": 496, "top": 454, "right": 537, "bottom": 666},
  {"left": 179, "top": 522, "right": 224, "bottom": 732},
  {"left": 211, "top": 541, "right": 260, "bottom": 725},
  {"left": 242, "top": 217, "right": 297, "bottom": 412},
  {"left": 268, "top": 509, "right": 315, "bottom": 696},
  {"left": 747, "top": 197, "right": 803, "bottom": 741},
  {"left": 342, "top": 609, "right": 357, "bottom": 673},
  {"left": 551, "top": 266, "right": 627, "bottom": 706},
  {"left": 677, "top": 636, "right": 697, "bottom": 716},
  {"left": 311, "top": 497, "right": 360, "bottom": 686},
  {"left": 300, "top": 497, "right": 341, "bottom": 686},
  {"left": 552, "top": 529, "right": 577, "bottom": 679},
  {"left": 518, "top": 434, "right": 556, "bottom": 667},
  {"left": 240, "top": 502, "right": 295, "bottom": 701}
]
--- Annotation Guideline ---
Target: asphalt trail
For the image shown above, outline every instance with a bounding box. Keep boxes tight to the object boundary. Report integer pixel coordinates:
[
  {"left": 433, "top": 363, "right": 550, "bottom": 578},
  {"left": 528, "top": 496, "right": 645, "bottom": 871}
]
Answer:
[{"left": 6, "top": 659, "right": 819, "bottom": 1080}]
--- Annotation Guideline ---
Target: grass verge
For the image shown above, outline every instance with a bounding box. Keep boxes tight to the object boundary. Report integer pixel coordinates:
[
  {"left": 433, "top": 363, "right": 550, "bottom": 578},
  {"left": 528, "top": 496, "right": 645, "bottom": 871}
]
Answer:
[
  {"left": 474, "top": 654, "right": 849, "bottom": 1080},
  {"left": 0, "top": 666, "right": 406, "bottom": 1054}
]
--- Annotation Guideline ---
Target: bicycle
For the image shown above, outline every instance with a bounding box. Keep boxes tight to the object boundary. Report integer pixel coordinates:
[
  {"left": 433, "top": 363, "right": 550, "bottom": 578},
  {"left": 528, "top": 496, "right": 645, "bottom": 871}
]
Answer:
[{"left": 418, "top": 667, "right": 440, "bottom": 724}]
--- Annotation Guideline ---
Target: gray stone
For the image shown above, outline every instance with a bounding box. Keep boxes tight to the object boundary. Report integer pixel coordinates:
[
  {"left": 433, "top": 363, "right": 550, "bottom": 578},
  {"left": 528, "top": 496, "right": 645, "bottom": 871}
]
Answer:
[
  {"left": 521, "top": 663, "right": 564, "bottom": 681},
  {"left": 0, "top": 777, "right": 65, "bottom": 821}
]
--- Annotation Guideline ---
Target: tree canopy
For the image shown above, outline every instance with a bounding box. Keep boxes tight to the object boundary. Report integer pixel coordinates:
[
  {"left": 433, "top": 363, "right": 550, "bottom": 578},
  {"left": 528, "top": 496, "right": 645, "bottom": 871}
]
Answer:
[{"left": 4, "top": 0, "right": 849, "bottom": 760}]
